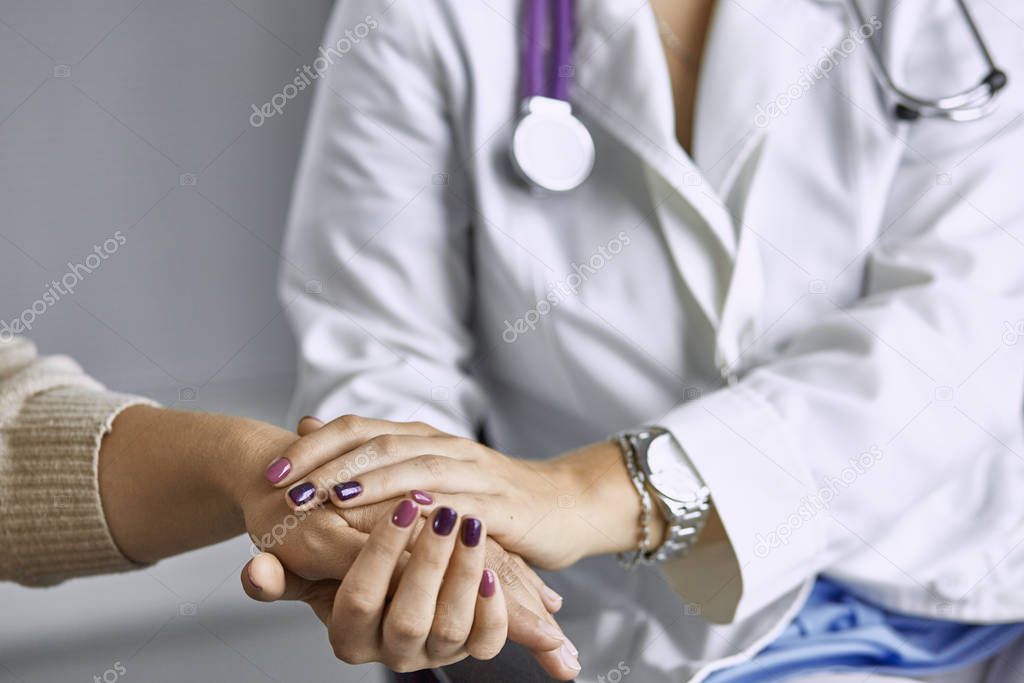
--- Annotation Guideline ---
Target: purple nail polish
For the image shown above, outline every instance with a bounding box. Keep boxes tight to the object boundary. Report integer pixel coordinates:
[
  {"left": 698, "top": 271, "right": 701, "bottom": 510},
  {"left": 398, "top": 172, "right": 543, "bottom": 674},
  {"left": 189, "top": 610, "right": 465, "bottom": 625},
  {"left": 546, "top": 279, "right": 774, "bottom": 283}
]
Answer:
[
  {"left": 479, "top": 569, "right": 496, "bottom": 598},
  {"left": 288, "top": 482, "right": 316, "bottom": 506},
  {"left": 461, "top": 517, "right": 482, "bottom": 547},
  {"left": 264, "top": 458, "right": 291, "bottom": 483},
  {"left": 392, "top": 499, "right": 418, "bottom": 527},
  {"left": 411, "top": 490, "right": 433, "bottom": 505},
  {"left": 432, "top": 507, "right": 457, "bottom": 536},
  {"left": 334, "top": 481, "right": 362, "bottom": 501}
]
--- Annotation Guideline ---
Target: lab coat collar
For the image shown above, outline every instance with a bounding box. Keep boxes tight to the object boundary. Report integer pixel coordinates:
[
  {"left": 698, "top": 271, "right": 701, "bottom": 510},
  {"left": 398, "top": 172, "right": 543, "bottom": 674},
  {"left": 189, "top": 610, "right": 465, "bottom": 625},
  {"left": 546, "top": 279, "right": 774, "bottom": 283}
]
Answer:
[
  {"left": 571, "top": 0, "right": 847, "bottom": 360},
  {"left": 572, "top": 0, "right": 847, "bottom": 207},
  {"left": 693, "top": 0, "right": 848, "bottom": 194}
]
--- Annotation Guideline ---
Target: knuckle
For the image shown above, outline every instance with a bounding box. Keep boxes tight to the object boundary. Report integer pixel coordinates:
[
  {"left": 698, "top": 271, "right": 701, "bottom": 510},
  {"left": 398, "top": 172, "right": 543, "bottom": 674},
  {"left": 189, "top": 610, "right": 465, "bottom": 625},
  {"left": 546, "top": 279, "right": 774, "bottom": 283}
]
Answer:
[
  {"left": 419, "top": 455, "right": 447, "bottom": 480},
  {"left": 417, "top": 551, "right": 449, "bottom": 575},
  {"left": 335, "top": 414, "right": 365, "bottom": 436},
  {"left": 410, "top": 420, "right": 438, "bottom": 435},
  {"left": 329, "top": 634, "right": 365, "bottom": 664},
  {"left": 385, "top": 613, "right": 431, "bottom": 642},
  {"left": 370, "top": 434, "right": 399, "bottom": 459},
  {"left": 338, "top": 587, "right": 379, "bottom": 617},
  {"left": 473, "top": 605, "right": 507, "bottom": 635},
  {"left": 432, "top": 622, "right": 470, "bottom": 648},
  {"left": 467, "top": 635, "right": 504, "bottom": 661},
  {"left": 298, "top": 527, "right": 327, "bottom": 558},
  {"left": 363, "top": 533, "right": 399, "bottom": 563}
]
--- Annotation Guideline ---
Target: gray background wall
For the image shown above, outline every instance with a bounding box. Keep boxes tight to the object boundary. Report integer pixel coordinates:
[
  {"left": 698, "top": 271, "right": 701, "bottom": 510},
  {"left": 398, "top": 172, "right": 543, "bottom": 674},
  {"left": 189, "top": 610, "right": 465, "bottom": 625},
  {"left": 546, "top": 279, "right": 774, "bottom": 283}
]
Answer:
[{"left": 0, "top": 1, "right": 383, "bottom": 681}]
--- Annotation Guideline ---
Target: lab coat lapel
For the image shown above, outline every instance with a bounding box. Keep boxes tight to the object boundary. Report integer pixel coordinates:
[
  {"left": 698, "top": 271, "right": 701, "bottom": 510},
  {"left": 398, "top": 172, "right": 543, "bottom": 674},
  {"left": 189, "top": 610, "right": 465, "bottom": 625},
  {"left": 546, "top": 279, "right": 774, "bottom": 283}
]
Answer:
[
  {"left": 695, "top": 0, "right": 848, "bottom": 373},
  {"left": 572, "top": 0, "right": 737, "bottom": 331},
  {"left": 693, "top": 0, "right": 847, "bottom": 196},
  {"left": 571, "top": 0, "right": 846, "bottom": 363}
]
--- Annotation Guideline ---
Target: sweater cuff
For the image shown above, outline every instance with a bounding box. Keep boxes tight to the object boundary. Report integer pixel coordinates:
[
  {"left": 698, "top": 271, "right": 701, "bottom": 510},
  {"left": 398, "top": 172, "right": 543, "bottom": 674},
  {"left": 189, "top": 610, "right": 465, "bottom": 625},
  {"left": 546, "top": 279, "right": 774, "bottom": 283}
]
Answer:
[{"left": 0, "top": 387, "right": 158, "bottom": 586}]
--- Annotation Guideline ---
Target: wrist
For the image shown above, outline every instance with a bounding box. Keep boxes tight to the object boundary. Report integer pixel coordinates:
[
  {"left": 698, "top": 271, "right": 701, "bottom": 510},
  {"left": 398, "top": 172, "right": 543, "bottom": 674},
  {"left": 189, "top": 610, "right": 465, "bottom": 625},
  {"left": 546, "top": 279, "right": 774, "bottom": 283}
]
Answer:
[
  {"left": 554, "top": 441, "right": 666, "bottom": 559},
  {"left": 208, "top": 416, "right": 296, "bottom": 518}
]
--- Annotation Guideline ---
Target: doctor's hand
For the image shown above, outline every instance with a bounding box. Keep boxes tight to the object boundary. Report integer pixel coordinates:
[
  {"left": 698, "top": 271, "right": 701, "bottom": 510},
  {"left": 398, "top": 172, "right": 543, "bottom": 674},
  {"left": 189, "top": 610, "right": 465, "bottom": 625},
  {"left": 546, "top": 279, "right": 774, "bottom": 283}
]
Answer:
[{"left": 267, "top": 415, "right": 654, "bottom": 572}]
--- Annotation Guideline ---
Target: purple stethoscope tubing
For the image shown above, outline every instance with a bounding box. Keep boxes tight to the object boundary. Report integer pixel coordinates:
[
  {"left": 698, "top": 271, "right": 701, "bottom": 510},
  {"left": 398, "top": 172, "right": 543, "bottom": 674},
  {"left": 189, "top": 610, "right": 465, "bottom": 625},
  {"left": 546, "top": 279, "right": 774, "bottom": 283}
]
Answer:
[{"left": 520, "top": 0, "right": 574, "bottom": 101}]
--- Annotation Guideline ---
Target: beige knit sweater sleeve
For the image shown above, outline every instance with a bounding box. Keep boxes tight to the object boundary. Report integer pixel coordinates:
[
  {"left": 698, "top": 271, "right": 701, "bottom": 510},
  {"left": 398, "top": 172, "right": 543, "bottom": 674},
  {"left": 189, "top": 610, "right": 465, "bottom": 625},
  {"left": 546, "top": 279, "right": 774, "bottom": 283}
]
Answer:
[{"left": 0, "top": 337, "right": 158, "bottom": 586}]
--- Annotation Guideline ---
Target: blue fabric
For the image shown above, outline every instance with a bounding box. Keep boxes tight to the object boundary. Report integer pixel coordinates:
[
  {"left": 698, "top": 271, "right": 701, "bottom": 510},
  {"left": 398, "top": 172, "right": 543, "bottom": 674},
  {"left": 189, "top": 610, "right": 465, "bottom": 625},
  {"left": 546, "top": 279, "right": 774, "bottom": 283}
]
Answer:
[{"left": 706, "top": 578, "right": 1024, "bottom": 682}]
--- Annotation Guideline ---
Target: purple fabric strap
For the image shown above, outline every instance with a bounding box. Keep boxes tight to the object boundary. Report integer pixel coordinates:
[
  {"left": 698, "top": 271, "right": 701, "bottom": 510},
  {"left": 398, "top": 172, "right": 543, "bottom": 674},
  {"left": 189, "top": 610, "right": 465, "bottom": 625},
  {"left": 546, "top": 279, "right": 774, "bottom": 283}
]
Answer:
[{"left": 520, "top": 0, "right": 574, "bottom": 102}]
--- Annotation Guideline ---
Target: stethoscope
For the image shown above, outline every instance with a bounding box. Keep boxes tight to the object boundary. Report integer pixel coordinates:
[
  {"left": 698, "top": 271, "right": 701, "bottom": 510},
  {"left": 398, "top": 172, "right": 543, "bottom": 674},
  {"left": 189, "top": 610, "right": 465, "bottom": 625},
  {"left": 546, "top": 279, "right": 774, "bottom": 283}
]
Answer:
[{"left": 509, "top": 0, "right": 1009, "bottom": 194}]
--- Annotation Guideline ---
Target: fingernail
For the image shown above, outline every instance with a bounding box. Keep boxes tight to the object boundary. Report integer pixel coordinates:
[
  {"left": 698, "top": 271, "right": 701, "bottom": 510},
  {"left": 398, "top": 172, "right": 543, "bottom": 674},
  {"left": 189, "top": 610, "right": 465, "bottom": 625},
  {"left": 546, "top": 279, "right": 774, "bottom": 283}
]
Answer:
[
  {"left": 542, "top": 584, "right": 563, "bottom": 606},
  {"left": 392, "top": 499, "right": 418, "bottom": 527},
  {"left": 559, "top": 642, "right": 581, "bottom": 671},
  {"left": 460, "top": 517, "right": 482, "bottom": 547},
  {"left": 411, "top": 489, "right": 433, "bottom": 505},
  {"left": 264, "top": 458, "right": 292, "bottom": 483},
  {"left": 299, "top": 415, "right": 318, "bottom": 423},
  {"left": 565, "top": 638, "right": 579, "bottom": 656},
  {"left": 288, "top": 482, "right": 316, "bottom": 506},
  {"left": 246, "top": 565, "right": 261, "bottom": 592},
  {"left": 432, "top": 507, "right": 458, "bottom": 536},
  {"left": 479, "top": 568, "right": 497, "bottom": 597},
  {"left": 333, "top": 481, "right": 362, "bottom": 501}
]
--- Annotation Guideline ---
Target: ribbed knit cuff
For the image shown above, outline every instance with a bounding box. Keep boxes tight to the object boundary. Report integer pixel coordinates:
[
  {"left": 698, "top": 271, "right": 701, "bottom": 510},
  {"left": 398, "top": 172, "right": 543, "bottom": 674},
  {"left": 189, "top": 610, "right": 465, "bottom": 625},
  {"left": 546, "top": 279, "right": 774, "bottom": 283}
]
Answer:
[{"left": 0, "top": 387, "right": 158, "bottom": 586}]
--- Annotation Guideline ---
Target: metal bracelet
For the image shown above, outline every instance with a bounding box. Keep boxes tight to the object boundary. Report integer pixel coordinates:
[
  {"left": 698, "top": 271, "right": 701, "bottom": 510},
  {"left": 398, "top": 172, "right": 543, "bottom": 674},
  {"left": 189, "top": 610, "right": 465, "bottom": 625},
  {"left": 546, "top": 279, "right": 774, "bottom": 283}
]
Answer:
[{"left": 615, "top": 434, "right": 652, "bottom": 570}]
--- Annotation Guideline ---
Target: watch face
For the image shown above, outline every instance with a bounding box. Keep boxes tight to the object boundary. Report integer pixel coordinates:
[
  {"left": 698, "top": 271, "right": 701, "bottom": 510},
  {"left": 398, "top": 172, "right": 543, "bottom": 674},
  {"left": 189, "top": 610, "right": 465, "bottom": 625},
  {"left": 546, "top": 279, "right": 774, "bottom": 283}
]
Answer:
[{"left": 645, "top": 435, "right": 706, "bottom": 504}]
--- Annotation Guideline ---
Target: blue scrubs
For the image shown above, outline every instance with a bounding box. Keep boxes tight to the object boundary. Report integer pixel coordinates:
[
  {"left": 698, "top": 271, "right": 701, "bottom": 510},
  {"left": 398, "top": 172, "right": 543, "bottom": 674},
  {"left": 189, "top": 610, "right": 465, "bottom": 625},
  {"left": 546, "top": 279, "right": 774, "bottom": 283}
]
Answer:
[{"left": 706, "top": 578, "right": 1024, "bottom": 682}]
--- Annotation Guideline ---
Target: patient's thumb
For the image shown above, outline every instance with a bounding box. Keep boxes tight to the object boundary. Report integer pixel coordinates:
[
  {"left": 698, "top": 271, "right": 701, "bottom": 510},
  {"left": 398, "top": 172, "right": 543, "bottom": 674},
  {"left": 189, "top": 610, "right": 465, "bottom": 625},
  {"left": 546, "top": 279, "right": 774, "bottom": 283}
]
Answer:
[
  {"left": 242, "top": 552, "right": 311, "bottom": 602},
  {"left": 296, "top": 415, "right": 324, "bottom": 436}
]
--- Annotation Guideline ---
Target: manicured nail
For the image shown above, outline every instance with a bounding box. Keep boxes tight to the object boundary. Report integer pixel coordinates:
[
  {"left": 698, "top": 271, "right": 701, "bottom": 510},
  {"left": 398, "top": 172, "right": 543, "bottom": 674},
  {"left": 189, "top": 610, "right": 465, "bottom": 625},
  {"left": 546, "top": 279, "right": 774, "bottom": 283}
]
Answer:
[
  {"left": 288, "top": 482, "right": 316, "bottom": 506},
  {"left": 334, "top": 481, "right": 362, "bottom": 501},
  {"left": 559, "top": 642, "right": 581, "bottom": 671},
  {"left": 392, "top": 499, "right": 418, "bottom": 527},
  {"left": 542, "top": 584, "right": 564, "bottom": 605},
  {"left": 411, "top": 490, "right": 433, "bottom": 505},
  {"left": 479, "top": 568, "right": 497, "bottom": 597},
  {"left": 460, "top": 517, "right": 482, "bottom": 547},
  {"left": 264, "top": 458, "right": 291, "bottom": 483},
  {"left": 433, "top": 507, "right": 458, "bottom": 536}
]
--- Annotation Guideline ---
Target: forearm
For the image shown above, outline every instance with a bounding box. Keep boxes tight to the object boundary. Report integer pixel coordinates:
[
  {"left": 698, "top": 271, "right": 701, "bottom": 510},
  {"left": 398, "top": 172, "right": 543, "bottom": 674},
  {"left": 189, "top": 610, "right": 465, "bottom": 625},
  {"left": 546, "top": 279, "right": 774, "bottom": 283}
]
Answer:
[{"left": 98, "top": 405, "right": 295, "bottom": 564}]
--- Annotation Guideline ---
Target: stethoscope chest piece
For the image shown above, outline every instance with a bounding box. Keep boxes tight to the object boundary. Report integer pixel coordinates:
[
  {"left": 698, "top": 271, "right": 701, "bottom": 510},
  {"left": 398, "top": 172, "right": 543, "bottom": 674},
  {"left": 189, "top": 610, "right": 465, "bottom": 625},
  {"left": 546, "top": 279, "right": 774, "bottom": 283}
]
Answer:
[{"left": 511, "top": 96, "right": 595, "bottom": 193}]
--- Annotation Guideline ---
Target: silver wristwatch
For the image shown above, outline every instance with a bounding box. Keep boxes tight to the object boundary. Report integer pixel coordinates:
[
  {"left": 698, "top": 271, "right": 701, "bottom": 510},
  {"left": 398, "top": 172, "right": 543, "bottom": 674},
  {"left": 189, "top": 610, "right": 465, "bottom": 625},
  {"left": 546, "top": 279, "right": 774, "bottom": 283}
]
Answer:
[{"left": 619, "top": 426, "right": 712, "bottom": 564}]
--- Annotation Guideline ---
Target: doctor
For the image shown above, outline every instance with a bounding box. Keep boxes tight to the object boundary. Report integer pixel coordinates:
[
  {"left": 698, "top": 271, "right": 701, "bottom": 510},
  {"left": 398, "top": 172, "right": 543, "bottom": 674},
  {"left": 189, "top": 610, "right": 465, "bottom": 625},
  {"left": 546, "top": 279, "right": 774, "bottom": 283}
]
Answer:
[{"left": 277, "top": 0, "right": 1024, "bottom": 680}]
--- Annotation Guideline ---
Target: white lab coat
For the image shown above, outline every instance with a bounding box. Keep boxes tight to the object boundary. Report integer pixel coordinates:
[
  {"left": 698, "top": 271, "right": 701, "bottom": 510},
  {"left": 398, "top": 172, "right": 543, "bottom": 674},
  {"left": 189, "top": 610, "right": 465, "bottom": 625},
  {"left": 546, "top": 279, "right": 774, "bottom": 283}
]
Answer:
[{"left": 281, "top": 0, "right": 1024, "bottom": 680}]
